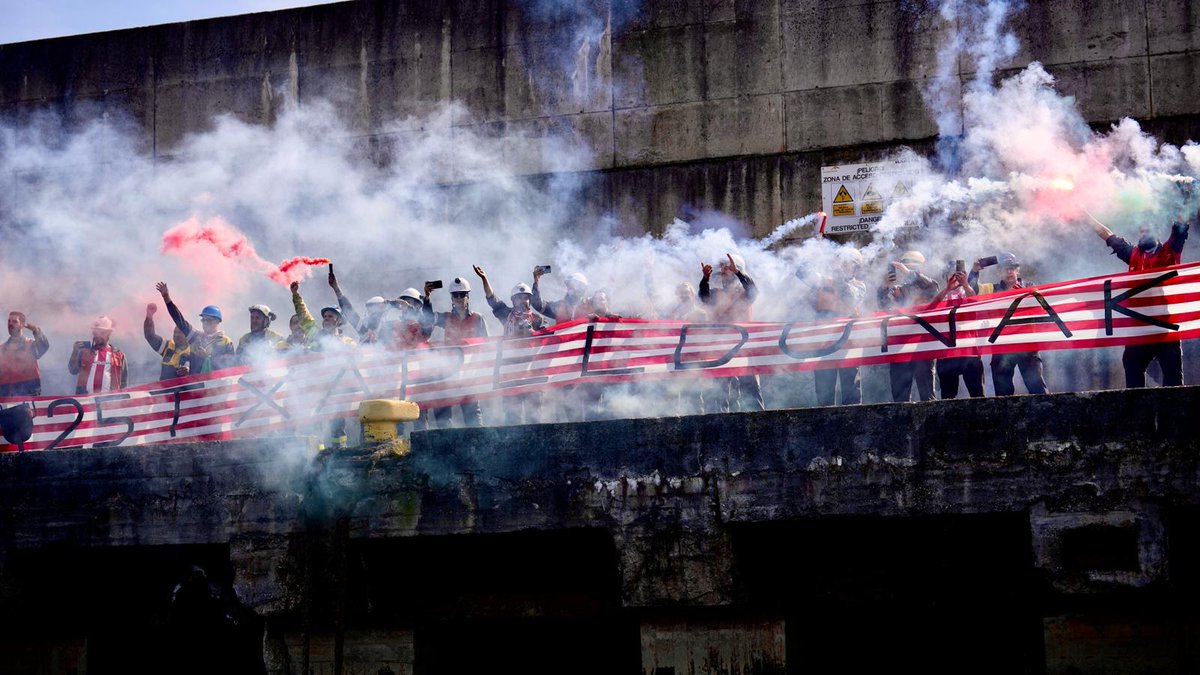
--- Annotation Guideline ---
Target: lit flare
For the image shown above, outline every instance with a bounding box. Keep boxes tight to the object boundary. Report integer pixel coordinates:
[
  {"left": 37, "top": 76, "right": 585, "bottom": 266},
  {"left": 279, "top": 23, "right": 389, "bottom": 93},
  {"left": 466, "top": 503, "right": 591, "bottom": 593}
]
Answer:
[{"left": 162, "top": 215, "right": 329, "bottom": 286}]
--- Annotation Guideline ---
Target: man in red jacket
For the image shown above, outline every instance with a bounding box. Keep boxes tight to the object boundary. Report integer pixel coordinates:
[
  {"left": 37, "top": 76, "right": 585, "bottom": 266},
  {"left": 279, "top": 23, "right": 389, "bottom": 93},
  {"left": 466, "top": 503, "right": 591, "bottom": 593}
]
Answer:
[
  {"left": 0, "top": 311, "right": 50, "bottom": 396},
  {"left": 1092, "top": 215, "right": 1191, "bottom": 387}
]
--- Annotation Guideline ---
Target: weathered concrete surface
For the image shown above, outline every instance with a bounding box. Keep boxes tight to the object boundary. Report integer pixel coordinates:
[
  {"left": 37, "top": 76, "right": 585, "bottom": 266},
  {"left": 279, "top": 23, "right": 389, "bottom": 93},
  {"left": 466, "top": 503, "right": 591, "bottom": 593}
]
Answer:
[
  {"left": 1, "top": 386, "right": 1199, "bottom": 672},
  {"left": 2, "top": 0, "right": 1199, "bottom": 232},
  {"left": 1, "top": 386, "right": 1198, "bottom": 604}
]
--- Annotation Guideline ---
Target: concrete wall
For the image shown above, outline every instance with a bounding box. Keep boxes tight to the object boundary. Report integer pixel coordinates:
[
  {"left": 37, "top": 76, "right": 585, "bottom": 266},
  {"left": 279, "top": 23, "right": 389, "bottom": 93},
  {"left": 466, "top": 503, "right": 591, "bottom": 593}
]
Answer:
[
  {"left": 2, "top": 0, "right": 1199, "bottom": 234},
  {"left": 2, "top": 387, "right": 1200, "bottom": 672}
]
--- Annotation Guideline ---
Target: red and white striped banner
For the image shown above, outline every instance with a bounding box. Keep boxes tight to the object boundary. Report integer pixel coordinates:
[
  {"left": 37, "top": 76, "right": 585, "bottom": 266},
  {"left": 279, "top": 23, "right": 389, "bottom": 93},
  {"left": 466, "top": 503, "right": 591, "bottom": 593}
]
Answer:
[{"left": 2, "top": 261, "right": 1197, "bottom": 451}]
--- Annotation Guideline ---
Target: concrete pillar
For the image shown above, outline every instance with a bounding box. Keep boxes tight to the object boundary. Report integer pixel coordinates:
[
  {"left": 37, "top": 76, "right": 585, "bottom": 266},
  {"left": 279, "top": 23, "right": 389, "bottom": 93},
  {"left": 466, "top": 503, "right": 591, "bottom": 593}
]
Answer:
[
  {"left": 230, "top": 533, "right": 302, "bottom": 616},
  {"left": 1030, "top": 502, "right": 1167, "bottom": 593},
  {"left": 275, "top": 628, "right": 414, "bottom": 675},
  {"left": 616, "top": 523, "right": 735, "bottom": 608},
  {"left": 1030, "top": 502, "right": 1182, "bottom": 674},
  {"left": 640, "top": 617, "right": 785, "bottom": 675}
]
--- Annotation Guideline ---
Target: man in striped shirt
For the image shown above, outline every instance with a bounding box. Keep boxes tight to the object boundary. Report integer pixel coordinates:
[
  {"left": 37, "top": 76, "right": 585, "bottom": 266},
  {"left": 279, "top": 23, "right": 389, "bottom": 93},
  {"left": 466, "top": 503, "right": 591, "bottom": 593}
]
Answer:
[{"left": 68, "top": 316, "right": 128, "bottom": 395}]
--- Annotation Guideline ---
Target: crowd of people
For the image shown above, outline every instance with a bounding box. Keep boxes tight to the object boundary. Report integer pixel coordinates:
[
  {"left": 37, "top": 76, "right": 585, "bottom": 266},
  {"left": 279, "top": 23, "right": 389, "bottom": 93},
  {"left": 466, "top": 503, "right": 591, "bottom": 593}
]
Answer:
[
  {"left": 806, "top": 215, "right": 1191, "bottom": 405},
  {"left": 0, "top": 213, "right": 1191, "bottom": 438}
]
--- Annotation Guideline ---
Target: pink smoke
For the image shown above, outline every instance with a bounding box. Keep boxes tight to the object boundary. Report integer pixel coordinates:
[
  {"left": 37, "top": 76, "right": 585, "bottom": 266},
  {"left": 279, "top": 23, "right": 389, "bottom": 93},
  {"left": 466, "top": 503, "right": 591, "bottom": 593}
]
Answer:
[{"left": 161, "top": 216, "right": 329, "bottom": 286}]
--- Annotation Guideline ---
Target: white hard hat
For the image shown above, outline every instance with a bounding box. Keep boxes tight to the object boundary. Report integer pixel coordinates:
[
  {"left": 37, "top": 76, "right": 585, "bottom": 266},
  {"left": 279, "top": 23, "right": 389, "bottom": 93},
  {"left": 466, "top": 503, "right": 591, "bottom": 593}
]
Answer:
[
  {"left": 248, "top": 304, "right": 277, "bottom": 322},
  {"left": 450, "top": 277, "right": 471, "bottom": 293},
  {"left": 566, "top": 272, "right": 589, "bottom": 289},
  {"left": 398, "top": 288, "right": 421, "bottom": 302},
  {"left": 365, "top": 296, "right": 387, "bottom": 306},
  {"left": 511, "top": 283, "right": 532, "bottom": 298},
  {"left": 723, "top": 254, "right": 747, "bottom": 271},
  {"left": 841, "top": 247, "right": 864, "bottom": 265},
  {"left": 91, "top": 315, "right": 115, "bottom": 332},
  {"left": 899, "top": 250, "right": 926, "bottom": 266}
]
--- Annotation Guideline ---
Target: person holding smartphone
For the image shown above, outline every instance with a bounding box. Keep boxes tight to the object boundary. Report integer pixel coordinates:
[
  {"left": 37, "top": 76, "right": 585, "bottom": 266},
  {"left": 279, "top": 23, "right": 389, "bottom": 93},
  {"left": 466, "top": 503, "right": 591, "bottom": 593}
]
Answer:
[
  {"left": 876, "top": 250, "right": 941, "bottom": 402},
  {"left": 930, "top": 259, "right": 983, "bottom": 398},
  {"left": 532, "top": 266, "right": 593, "bottom": 323},
  {"left": 968, "top": 252, "right": 1048, "bottom": 395},
  {"left": 474, "top": 264, "right": 549, "bottom": 425},
  {"left": 424, "top": 276, "right": 488, "bottom": 427},
  {"left": 810, "top": 247, "right": 867, "bottom": 406}
]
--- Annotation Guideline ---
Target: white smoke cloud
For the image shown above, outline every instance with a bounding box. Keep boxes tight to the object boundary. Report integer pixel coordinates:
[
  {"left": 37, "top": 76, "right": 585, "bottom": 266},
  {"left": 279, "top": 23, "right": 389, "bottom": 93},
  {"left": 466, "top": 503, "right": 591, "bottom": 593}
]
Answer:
[
  {"left": 0, "top": 99, "right": 597, "bottom": 394},
  {"left": 1, "top": 0, "right": 1198, "bottom": 414}
]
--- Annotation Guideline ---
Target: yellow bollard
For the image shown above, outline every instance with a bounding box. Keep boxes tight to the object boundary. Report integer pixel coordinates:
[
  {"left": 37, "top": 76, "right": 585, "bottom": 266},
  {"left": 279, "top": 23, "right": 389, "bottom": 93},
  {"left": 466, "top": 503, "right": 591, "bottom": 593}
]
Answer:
[{"left": 358, "top": 399, "right": 421, "bottom": 453}]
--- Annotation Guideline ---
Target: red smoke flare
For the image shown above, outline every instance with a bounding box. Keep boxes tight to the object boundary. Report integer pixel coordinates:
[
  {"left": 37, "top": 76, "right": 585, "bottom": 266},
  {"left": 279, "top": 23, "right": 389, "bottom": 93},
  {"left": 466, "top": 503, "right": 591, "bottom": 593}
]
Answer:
[
  {"left": 272, "top": 256, "right": 332, "bottom": 285},
  {"left": 162, "top": 216, "right": 327, "bottom": 286}
]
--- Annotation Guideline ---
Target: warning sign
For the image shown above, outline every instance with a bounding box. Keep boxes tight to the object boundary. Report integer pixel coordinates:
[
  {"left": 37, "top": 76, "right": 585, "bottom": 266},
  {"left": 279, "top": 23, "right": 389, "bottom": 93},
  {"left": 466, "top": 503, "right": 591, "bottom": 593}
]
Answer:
[
  {"left": 861, "top": 184, "right": 884, "bottom": 214},
  {"left": 832, "top": 185, "right": 854, "bottom": 216},
  {"left": 820, "top": 160, "right": 918, "bottom": 234}
]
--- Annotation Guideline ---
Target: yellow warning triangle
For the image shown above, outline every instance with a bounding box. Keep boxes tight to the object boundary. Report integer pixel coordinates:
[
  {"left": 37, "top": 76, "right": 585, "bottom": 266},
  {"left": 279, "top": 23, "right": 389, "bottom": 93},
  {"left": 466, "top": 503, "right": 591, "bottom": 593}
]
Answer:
[
  {"left": 862, "top": 184, "right": 883, "bottom": 201},
  {"left": 833, "top": 185, "right": 853, "bottom": 203},
  {"left": 891, "top": 181, "right": 909, "bottom": 199}
]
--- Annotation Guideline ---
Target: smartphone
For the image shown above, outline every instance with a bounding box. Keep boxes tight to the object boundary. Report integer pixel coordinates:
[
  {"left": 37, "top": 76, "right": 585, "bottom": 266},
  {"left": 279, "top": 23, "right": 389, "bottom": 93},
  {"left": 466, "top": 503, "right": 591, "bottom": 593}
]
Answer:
[
  {"left": 955, "top": 259, "right": 965, "bottom": 273},
  {"left": 427, "top": 280, "right": 443, "bottom": 290},
  {"left": 979, "top": 256, "right": 998, "bottom": 268},
  {"left": 536, "top": 265, "right": 552, "bottom": 275}
]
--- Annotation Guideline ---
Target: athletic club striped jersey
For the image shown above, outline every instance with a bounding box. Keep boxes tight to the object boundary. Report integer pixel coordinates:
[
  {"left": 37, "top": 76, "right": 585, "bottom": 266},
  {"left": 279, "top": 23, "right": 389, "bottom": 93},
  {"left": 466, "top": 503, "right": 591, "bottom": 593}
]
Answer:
[{"left": 75, "top": 345, "right": 126, "bottom": 394}]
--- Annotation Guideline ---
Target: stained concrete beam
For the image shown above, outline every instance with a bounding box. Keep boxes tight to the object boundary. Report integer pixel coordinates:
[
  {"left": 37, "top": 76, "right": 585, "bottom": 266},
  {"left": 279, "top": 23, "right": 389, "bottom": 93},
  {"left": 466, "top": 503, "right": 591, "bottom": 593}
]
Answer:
[
  {"left": 617, "top": 0, "right": 782, "bottom": 31},
  {"left": 450, "top": 0, "right": 504, "bottom": 51},
  {"left": 615, "top": 94, "right": 784, "bottom": 167},
  {"left": 154, "top": 75, "right": 292, "bottom": 151},
  {"left": 777, "top": 150, "right": 827, "bottom": 226},
  {"left": 288, "top": 1, "right": 370, "bottom": 69},
  {"left": 616, "top": 522, "right": 736, "bottom": 606},
  {"left": 0, "top": 439, "right": 314, "bottom": 549},
  {"left": 612, "top": 24, "right": 707, "bottom": 109},
  {"left": 640, "top": 618, "right": 787, "bottom": 675},
  {"left": 502, "top": 37, "right": 613, "bottom": 120},
  {"left": 504, "top": 111, "right": 615, "bottom": 173},
  {"left": 1043, "top": 57, "right": 1152, "bottom": 124},
  {"left": 152, "top": 15, "right": 302, "bottom": 88},
  {"left": 501, "top": 0, "right": 610, "bottom": 48},
  {"left": 784, "top": 78, "right": 943, "bottom": 152},
  {"left": 994, "top": 0, "right": 1148, "bottom": 76},
  {"left": 299, "top": 57, "right": 452, "bottom": 135},
  {"left": 620, "top": 0, "right": 709, "bottom": 31},
  {"left": 781, "top": 1, "right": 949, "bottom": 91},
  {"left": 0, "top": 29, "right": 155, "bottom": 103},
  {"left": 230, "top": 533, "right": 301, "bottom": 615},
  {"left": 0, "top": 89, "right": 155, "bottom": 155},
  {"left": 614, "top": 4, "right": 782, "bottom": 109},
  {"left": 1146, "top": 0, "right": 1200, "bottom": 54},
  {"left": 451, "top": 46, "right": 507, "bottom": 123},
  {"left": 609, "top": 155, "right": 785, "bottom": 237},
  {"left": 704, "top": 8, "right": 784, "bottom": 100},
  {"left": 1149, "top": 51, "right": 1200, "bottom": 118}
]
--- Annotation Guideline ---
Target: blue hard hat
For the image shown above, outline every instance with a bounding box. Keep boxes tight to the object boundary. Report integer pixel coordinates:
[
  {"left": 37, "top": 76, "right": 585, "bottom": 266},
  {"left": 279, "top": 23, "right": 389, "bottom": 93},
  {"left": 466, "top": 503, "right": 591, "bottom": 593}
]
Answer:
[
  {"left": 199, "top": 305, "right": 223, "bottom": 321},
  {"left": 999, "top": 251, "right": 1020, "bottom": 267}
]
